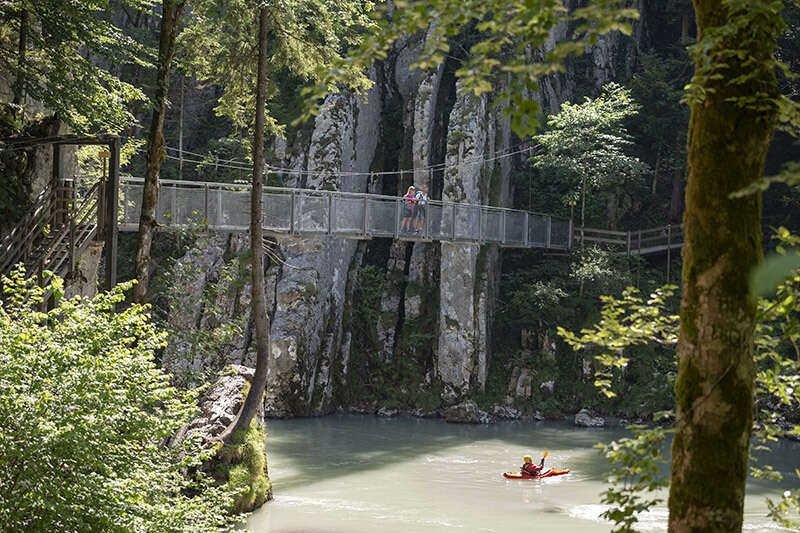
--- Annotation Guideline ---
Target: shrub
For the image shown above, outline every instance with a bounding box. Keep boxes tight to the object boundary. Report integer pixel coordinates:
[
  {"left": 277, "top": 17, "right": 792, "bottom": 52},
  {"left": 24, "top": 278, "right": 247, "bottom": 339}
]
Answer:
[{"left": 0, "top": 268, "right": 240, "bottom": 532}]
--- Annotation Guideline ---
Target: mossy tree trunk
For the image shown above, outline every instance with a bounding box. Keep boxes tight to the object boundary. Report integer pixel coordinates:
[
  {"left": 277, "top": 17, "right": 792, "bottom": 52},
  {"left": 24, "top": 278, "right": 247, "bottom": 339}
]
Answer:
[
  {"left": 220, "top": 5, "right": 270, "bottom": 443},
  {"left": 134, "top": 0, "right": 185, "bottom": 304},
  {"left": 668, "top": 1, "right": 780, "bottom": 530},
  {"left": 12, "top": 8, "right": 28, "bottom": 111}
]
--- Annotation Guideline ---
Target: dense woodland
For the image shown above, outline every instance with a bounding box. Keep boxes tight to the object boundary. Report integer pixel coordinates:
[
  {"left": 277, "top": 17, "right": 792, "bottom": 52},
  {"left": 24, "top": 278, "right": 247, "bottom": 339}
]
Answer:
[{"left": 1, "top": 0, "right": 800, "bottom": 531}]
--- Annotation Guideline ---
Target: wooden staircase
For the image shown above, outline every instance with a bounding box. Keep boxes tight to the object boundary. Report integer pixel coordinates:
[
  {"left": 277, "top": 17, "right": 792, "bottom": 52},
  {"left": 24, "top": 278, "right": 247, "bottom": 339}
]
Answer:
[{"left": 1, "top": 180, "right": 101, "bottom": 288}]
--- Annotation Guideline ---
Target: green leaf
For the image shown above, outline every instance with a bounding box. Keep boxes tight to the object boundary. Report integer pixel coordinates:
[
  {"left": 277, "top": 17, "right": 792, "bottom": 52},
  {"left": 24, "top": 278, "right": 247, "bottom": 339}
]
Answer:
[{"left": 751, "top": 251, "right": 800, "bottom": 297}]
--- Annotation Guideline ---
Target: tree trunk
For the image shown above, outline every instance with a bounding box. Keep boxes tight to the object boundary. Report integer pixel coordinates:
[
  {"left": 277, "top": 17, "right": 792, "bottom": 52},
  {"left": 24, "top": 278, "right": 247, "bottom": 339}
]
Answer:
[
  {"left": 219, "top": 5, "right": 271, "bottom": 443},
  {"left": 178, "top": 75, "right": 185, "bottom": 180},
  {"left": 652, "top": 142, "right": 662, "bottom": 197},
  {"left": 12, "top": 9, "right": 28, "bottom": 110},
  {"left": 133, "top": 0, "right": 184, "bottom": 304},
  {"left": 668, "top": 146, "right": 684, "bottom": 224},
  {"left": 580, "top": 174, "right": 587, "bottom": 229},
  {"left": 680, "top": 12, "right": 691, "bottom": 45},
  {"left": 668, "top": 1, "right": 778, "bottom": 531}
]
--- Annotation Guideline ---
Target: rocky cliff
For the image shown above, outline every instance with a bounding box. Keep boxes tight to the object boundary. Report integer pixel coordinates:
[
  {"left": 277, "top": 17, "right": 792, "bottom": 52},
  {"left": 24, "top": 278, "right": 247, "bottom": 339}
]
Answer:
[{"left": 163, "top": 15, "right": 646, "bottom": 417}]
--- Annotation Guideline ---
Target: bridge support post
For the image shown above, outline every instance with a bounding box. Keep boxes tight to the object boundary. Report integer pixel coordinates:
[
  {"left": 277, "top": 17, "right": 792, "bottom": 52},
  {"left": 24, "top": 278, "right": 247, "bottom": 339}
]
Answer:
[
  {"left": 104, "top": 136, "right": 120, "bottom": 291},
  {"left": 394, "top": 198, "right": 400, "bottom": 239},
  {"left": 69, "top": 186, "right": 76, "bottom": 275},
  {"left": 568, "top": 218, "right": 573, "bottom": 250},
  {"left": 217, "top": 188, "right": 223, "bottom": 227},
  {"left": 203, "top": 184, "right": 209, "bottom": 231},
  {"left": 122, "top": 182, "right": 129, "bottom": 227},
  {"left": 52, "top": 143, "right": 63, "bottom": 226},
  {"left": 329, "top": 192, "right": 335, "bottom": 235},
  {"left": 359, "top": 194, "right": 367, "bottom": 236},
  {"left": 289, "top": 190, "right": 296, "bottom": 234},
  {"left": 523, "top": 212, "right": 528, "bottom": 247},
  {"left": 451, "top": 203, "right": 456, "bottom": 242},
  {"left": 545, "top": 215, "right": 551, "bottom": 249},
  {"left": 666, "top": 224, "right": 672, "bottom": 282}
]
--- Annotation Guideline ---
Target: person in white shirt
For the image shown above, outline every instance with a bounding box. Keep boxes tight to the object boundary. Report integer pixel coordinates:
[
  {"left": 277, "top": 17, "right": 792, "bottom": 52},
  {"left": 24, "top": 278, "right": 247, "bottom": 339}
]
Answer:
[{"left": 414, "top": 184, "right": 429, "bottom": 233}]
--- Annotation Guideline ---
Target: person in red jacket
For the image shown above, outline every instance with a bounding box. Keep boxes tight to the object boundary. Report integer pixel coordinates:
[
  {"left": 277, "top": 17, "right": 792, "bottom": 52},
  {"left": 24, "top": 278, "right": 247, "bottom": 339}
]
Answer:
[
  {"left": 521, "top": 454, "right": 546, "bottom": 476},
  {"left": 401, "top": 185, "right": 417, "bottom": 232}
]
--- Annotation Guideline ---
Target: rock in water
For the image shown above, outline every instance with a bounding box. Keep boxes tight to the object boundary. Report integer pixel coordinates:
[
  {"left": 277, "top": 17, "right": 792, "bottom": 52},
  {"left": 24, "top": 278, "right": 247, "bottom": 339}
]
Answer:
[
  {"left": 376, "top": 407, "right": 399, "bottom": 418},
  {"left": 443, "top": 400, "right": 493, "bottom": 424},
  {"left": 574, "top": 408, "right": 605, "bottom": 428},
  {"left": 492, "top": 405, "right": 522, "bottom": 420}
]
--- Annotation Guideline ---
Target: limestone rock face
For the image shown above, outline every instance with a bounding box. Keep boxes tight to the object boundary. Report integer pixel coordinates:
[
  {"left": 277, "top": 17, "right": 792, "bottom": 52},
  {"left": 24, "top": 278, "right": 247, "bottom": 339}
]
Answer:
[
  {"left": 437, "top": 89, "right": 488, "bottom": 403},
  {"left": 265, "top": 79, "right": 381, "bottom": 417},
  {"left": 162, "top": 233, "right": 256, "bottom": 388},
  {"left": 160, "top": 18, "right": 642, "bottom": 417},
  {"left": 172, "top": 365, "right": 256, "bottom": 447},
  {"left": 64, "top": 241, "right": 103, "bottom": 299}
]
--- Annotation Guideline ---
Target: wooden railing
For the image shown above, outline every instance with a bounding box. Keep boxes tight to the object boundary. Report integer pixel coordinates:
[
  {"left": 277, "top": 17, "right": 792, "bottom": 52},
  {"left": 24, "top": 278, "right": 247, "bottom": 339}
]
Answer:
[
  {"left": 574, "top": 224, "right": 684, "bottom": 256},
  {"left": 1, "top": 179, "right": 101, "bottom": 284},
  {"left": 0, "top": 182, "right": 58, "bottom": 274}
]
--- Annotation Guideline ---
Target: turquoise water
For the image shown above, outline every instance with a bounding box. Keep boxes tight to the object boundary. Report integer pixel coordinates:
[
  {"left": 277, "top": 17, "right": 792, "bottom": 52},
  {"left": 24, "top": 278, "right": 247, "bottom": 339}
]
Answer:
[{"left": 248, "top": 415, "right": 798, "bottom": 532}]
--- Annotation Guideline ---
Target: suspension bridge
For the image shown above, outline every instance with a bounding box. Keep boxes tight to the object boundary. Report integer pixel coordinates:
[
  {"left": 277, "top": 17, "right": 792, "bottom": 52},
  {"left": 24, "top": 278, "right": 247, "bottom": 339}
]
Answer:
[{"left": 0, "top": 135, "right": 684, "bottom": 293}]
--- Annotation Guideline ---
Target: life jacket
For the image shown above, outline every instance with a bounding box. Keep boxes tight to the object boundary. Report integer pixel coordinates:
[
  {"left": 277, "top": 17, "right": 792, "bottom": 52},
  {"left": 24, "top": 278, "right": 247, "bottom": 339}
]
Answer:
[{"left": 522, "top": 463, "right": 542, "bottom": 476}]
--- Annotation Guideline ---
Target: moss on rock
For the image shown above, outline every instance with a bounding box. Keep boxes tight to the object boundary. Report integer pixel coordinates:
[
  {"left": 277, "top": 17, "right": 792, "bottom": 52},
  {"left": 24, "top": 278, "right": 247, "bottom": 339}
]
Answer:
[{"left": 215, "top": 420, "right": 272, "bottom": 514}]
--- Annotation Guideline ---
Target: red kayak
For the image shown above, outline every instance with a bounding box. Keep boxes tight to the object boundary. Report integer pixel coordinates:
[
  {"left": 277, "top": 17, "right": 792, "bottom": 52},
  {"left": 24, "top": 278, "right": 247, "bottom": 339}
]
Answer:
[{"left": 503, "top": 469, "right": 570, "bottom": 480}]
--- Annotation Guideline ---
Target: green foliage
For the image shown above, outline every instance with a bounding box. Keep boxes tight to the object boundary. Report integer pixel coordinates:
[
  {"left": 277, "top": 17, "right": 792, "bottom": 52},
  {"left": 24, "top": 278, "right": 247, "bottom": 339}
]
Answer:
[
  {"left": 0, "top": 0, "right": 152, "bottom": 132},
  {"left": 596, "top": 425, "right": 670, "bottom": 533},
  {"left": 570, "top": 246, "right": 633, "bottom": 296},
  {"left": 0, "top": 267, "right": 240, "bottom": 532},
  {"left": 159, "top": 245, "right": 249, "bottom": 387},
  {"left": 0, "top": 146, "right": 29, "bottom": 225},
  {"left": 532, "top": 83, "right": 650, "bottom": 227},
  {"left": 304, "top": 0, "right": 639, "bottom": 136},
  {"left": 751, "top": 228, "right": 800, "bottom": 529},
  {"left": 562, "top": 226, "right": 800, "bottom": 530},
  {"left": 733, "top": 161, "right": 800, "bottom": 199},
  {"left": 182, "top": 0, "right": 374, "bottom": 134},
  {"left": 559, "top": 286, "right": 676, "bottom": 531},
  {"left": 685, "top": 0, "right": 799, "bottom": 134},
  {"left": 340, "top": 264, "right": 442, "bottom": 411},
  {"left": 559, "top": 285, "right": 678, "bottom": 399},
  {"left": 505, "top": 278, "right": 568, "bottom": 329}
]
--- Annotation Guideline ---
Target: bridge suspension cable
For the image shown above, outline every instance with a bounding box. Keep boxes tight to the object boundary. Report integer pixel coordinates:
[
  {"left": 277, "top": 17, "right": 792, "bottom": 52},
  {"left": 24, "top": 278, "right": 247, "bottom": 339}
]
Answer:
[{"left": 163, "top": 143, "right": 538, "bottom": 179}]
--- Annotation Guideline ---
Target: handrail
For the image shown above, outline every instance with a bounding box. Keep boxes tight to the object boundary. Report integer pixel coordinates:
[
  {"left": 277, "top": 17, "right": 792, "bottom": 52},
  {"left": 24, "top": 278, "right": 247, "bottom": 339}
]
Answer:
[
  {"left": 118, "top": 176, "right": 566, "bottom": 220},
  {"left": 2, "top": 179, "right": 101, "bottom": 285},
  {"left": 575, "top": 223, "right": 684, "bottom": 256},
  {"left": 34, "top": 183, "right": 100, "bottom": 276},
  {"left": 0, "top": 193, "right": 59, "bottom": 274},
  {"left": 1, "top": 181, "right": 54, "bottom": 248}
]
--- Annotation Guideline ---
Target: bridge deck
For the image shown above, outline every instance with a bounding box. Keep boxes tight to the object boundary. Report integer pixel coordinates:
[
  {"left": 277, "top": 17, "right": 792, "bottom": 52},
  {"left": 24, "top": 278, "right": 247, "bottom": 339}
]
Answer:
[
  {"left": 118, "top": 177, "right": 573, "bottom": 249},
  {"left": 575, "top": 226, "right": 683, "bottom": 256}
]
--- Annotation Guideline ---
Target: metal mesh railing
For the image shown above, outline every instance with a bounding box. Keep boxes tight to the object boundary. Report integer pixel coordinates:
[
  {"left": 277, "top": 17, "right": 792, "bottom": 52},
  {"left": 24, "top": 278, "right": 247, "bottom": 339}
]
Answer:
[{"left": 118, "top": 177, "right": 571, "bottom": 250}]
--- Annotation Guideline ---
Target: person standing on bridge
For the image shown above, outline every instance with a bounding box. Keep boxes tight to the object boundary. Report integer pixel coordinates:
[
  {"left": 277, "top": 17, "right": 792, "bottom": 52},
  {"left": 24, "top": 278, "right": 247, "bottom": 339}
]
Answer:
[
  {"left": 401, "top": 185, "right": 417, "bottom": 233},
  {"left": 414, "top": 184, "right": 428, "bottom": 234}
]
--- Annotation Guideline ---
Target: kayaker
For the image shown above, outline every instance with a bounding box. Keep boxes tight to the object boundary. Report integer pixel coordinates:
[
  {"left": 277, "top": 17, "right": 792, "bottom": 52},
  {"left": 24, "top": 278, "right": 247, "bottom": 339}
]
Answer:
[{"left": 521, "top": 454, "right": 545, "bottom": 476}]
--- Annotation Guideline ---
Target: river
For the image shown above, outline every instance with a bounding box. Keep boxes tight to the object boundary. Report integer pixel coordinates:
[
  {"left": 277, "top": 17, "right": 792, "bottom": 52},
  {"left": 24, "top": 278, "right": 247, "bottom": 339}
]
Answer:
[{"left": 248, "top": 415, "right": 798, "bottom": 532}]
